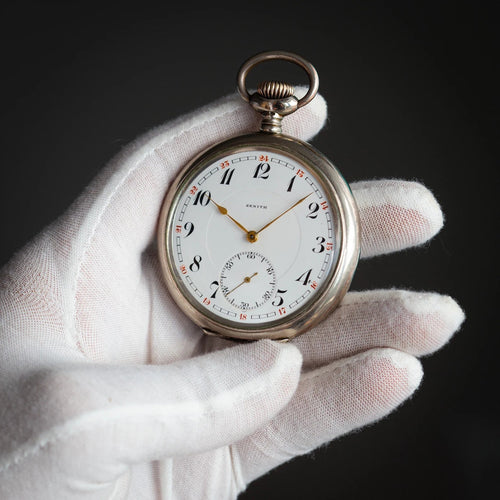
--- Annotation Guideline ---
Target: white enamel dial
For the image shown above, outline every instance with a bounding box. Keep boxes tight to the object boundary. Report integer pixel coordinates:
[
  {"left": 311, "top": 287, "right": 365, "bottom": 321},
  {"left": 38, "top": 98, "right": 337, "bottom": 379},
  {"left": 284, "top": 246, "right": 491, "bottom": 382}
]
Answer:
[{"left": 166, "top": 149, "right": 337, "bottom": 326}]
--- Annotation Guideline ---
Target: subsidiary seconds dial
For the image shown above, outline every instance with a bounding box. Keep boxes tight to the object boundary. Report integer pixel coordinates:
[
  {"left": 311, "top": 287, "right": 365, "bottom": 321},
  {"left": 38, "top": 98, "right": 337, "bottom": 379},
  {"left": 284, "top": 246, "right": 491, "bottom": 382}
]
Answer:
[{"left": 220, "top": 251, "right": 276, "bottom": 311}]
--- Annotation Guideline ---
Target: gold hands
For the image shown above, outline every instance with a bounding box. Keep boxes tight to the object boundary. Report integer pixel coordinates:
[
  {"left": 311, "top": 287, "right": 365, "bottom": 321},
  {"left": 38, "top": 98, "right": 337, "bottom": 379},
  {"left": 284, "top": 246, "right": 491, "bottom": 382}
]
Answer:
[
  {"left": 211, "top": 193, "right": 312, "bottom": 243},
  {"left": 226, "top": 272, "right": 258, "bottom": 296},
  {"left": 255, "top": 193, "right": 312, "bottom": 235},
  {"left": 210, "top": 198, "right": 250, "bottom": 234}
]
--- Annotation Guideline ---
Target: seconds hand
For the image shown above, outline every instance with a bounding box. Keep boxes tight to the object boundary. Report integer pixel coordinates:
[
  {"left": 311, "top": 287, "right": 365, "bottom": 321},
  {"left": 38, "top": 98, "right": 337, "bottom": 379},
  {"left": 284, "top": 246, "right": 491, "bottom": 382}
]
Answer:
[{"left": 226, "top": 272, "right": 258, "bottom": 296}]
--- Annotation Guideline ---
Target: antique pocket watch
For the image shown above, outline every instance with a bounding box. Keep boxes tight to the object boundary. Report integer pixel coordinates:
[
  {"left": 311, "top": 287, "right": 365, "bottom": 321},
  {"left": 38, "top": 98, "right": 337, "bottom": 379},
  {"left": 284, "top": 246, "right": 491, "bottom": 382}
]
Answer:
[{"left": 157, "top": 51, "right": 360, "bottom": 341}]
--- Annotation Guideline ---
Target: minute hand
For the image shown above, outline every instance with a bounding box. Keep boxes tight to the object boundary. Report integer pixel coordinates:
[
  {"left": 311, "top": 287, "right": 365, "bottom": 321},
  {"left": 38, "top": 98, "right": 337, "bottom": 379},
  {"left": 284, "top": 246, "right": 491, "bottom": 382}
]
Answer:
[{"left": 256, "top": 193, "right": 312, "bottom": 234}]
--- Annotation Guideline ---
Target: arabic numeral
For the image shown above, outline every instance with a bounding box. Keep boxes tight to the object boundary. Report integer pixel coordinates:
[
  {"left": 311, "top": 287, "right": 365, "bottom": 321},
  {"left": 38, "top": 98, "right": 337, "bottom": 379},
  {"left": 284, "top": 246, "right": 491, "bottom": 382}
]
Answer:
[
  {"left": 272, "top": 289, "right": 287, "bottom": 306},
  {"left": 307, "top": 202, "right": 319, "bottom": 219},
  {"left": 193, "top": 190, "right": 211, "bottom": 206},
  {"left": 189, "top": 255, "right": 202, "bottom": 272},
  {"left": 220, "top": 168, "right": 235, "bottom": 185},
  {"left": 253, "top": 162, "right": 271, "bottom": 179},
  {"left": 296, "top": 269, "right": 312, "bottom": 285},
  {"left": 184, "top": 222, "right": 194, "bottom": 237},
  {"left": 312, "top": 236, "right": 326, "bottom": 253},
  {"left": 209, "top": 280, "right": 220, "bottom": 298},
  {"left": 287, "top": 176, "right": 296, "bottom": 192}
]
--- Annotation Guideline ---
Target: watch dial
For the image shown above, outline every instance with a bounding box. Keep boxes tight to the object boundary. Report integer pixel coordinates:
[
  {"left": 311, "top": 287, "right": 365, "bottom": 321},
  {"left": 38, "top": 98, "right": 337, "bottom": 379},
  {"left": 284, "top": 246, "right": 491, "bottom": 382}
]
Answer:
[{"left": 166, "top": 150, "right": 338, "bottom": 326}]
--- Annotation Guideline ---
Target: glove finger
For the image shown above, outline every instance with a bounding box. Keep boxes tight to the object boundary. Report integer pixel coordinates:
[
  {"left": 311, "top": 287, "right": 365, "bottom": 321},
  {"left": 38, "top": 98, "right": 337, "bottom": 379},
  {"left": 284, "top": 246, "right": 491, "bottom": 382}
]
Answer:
[
  {"left": 294, "top": 289, "right": 465, "bottom": 371},
  {"left": 0, "top": 340, "right": 301, "bottom": 499},
  {"left": 233, "top": 347, "right": 422, "bottom": 486},
  {"left": 352, "top": 179, "right": 444, "bottom": 258}
]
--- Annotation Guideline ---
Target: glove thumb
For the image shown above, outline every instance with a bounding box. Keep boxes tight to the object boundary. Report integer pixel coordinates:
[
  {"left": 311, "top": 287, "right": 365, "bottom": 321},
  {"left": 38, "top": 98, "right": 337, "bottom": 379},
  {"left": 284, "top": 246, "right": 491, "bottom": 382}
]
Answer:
[{"left": 0, "top": 340, "right": 302, "bottom": 499}]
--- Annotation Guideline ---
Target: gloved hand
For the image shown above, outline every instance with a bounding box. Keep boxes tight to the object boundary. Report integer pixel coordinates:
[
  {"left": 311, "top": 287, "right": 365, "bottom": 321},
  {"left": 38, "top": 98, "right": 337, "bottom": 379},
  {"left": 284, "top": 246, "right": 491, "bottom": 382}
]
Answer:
[{"left": 0, "top": 92, "right": 464, "bottom": 499}]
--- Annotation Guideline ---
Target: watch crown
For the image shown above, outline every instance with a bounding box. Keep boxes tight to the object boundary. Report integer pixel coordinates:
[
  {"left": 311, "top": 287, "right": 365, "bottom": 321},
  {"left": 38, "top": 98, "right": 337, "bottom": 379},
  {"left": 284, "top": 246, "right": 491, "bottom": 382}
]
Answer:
[{"left": 257, "top": 81, "right": 295, "bottom": 99}]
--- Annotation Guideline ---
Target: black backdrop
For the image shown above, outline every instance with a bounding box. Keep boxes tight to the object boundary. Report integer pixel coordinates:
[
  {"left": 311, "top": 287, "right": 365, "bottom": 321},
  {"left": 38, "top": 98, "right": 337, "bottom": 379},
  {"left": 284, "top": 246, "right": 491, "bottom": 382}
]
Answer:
[{"left": 0, "top": 1, "right": 497, "bottom": 498}]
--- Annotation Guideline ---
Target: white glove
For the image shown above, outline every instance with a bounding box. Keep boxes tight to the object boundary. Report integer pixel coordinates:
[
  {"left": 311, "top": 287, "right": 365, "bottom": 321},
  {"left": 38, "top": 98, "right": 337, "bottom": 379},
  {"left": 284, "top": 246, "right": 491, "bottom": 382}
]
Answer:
[{"left": 0, "top": 92, "right": 464, "bottom": 499}]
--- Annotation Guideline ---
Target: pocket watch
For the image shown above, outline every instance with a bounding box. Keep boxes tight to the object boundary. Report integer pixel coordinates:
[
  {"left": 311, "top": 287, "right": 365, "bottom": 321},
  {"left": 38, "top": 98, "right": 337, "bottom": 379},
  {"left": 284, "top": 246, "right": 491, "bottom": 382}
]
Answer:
[{"left": 157, "top": 51, "right": 360, "bottom": 341}]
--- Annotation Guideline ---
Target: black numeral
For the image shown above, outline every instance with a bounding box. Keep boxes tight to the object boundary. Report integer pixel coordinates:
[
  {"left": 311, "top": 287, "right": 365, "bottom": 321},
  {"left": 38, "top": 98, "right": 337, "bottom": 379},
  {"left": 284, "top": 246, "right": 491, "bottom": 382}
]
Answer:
[
  {"left": 220, "top": 168, "right": 235, "bottom": 185},
  {"left": 296, "top": 269, "right": 312, "bottom": 285},
  {"left": 253, "top": 162, "right": 271, "bottom": 179},
  {"left": 189, "top": 255, "right": 202, "bottom": 272},
  {"left": 184, "top": 222, "right": 194, "bottom": 237},
  {"left": 272, "top": 289, "right": 287, "bottom": 307},
  {"left": 193, "top": 190, "right": 211, "bottom": 206},
  {"left": 306, "top": 202, "right": 319, "bottom": 219},
  {"left": 209, "top": 280, "right": 219, "bottom": 298},
  {"left": 312, "top": 236, "right": 326, "bottom": 253},
  {"left": 287, "top": 176, "right": 296, "bottom": 192}
]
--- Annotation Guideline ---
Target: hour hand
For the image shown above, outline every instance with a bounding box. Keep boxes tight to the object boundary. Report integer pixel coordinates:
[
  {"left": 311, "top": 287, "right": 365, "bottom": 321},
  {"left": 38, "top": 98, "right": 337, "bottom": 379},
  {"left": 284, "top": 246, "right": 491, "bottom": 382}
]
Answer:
[{"left": 210, "top": 197, "right": 249, "bottom": 234}]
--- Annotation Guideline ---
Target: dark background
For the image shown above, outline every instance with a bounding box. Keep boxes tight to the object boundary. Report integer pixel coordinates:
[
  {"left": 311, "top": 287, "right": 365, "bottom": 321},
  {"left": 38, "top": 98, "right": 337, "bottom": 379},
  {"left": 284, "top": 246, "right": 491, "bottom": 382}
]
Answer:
[{"left": 0, "top": 1, "right": 497, "bottom": 498}]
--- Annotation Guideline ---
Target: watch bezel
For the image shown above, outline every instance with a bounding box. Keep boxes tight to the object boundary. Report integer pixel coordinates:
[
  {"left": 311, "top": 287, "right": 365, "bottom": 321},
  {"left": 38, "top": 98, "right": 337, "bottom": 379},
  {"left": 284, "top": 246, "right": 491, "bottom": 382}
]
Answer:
[{"left": 157, "top": 132, "right": 360, "bottom": 341}]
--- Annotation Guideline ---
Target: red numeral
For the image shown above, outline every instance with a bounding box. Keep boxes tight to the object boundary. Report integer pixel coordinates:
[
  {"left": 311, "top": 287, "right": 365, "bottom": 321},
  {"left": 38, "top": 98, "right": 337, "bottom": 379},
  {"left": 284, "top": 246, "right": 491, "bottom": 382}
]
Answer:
[
  {"left": 180, "top": 265, "right": 187, "bottom": 275},
  {"left": 175, "top": 225, "right": 182, "bottom": 233},
  {"left": 320, "top": 201, "right": 328, "bottom": 210},
  {"left": 296, "top": 169, "right": 304, "bottom": 177},
  {"left": 240, "top": 313, "right": 247, "bottom": 320},
  {"left": 311, "top": 281, "right": 318, "bottom": 290},
  {"left": 190, "top": 185, "right": 198, "bottom": 195},
  {"left": 278, "top": 307, "right": 286, "bottom": 316},
  {"left": 203, "top": 297, "right": 211, "bottom": 305},
  {"left": 259, "top": 155, "right": 269, "bottom": 162},
  {"left": 326, "top": 242, "right": 333, "bottom": 251},
  {"left": 220, "top": 160, "right": 230, "bottom": 168}
]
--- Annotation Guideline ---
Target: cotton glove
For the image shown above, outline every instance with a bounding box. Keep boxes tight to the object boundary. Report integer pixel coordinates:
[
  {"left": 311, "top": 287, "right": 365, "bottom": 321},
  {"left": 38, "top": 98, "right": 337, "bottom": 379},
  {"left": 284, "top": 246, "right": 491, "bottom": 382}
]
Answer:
[{"left": 0, "top": 92, "right": 464, "bottom": 500}]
